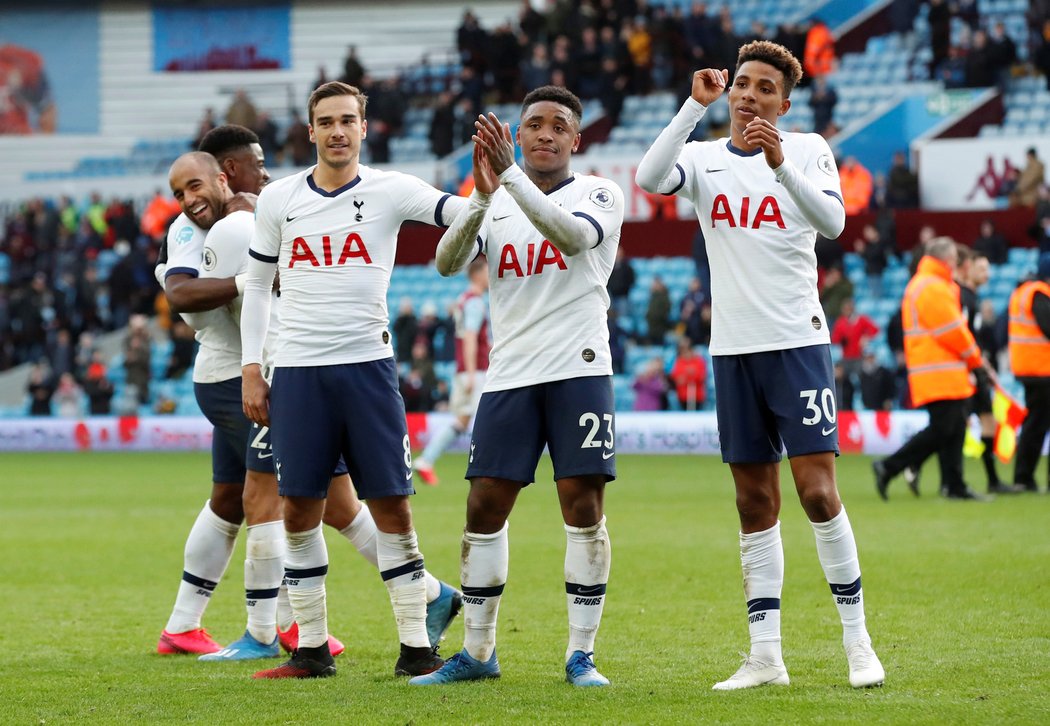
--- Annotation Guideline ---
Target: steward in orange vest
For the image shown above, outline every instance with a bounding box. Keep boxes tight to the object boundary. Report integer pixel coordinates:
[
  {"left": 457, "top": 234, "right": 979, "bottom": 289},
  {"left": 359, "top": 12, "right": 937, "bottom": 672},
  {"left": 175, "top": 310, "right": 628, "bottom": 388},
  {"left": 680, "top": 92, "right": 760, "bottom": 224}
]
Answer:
[
  {"left": 903, "top": 256, "right": 983, "bottom": 407},
  {"left": 873, "top": 238, "right": 994, "bottom": 500},
  {"left": 1007, "top": 254, "right": 1050, "bottom": 491}
]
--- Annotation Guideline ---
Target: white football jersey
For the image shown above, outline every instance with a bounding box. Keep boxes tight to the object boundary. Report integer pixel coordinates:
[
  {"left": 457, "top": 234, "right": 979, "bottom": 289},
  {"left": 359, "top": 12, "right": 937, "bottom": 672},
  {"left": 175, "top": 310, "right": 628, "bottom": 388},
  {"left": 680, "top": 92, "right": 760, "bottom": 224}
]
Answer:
[
  {"left": 249, "top": 165, "right": 467, "bottom": 367},
  {"left": 672, "top": 133, "right": 840, "bottom": 355},
  {"left": 200, "top": 210, "right": 282, "bottom": 375},
  {"left": 478, "top": 173, "right": 624, "bottom": 391},
  {"left": 164, "top": 212, "right": 242, "bottom": 383}
]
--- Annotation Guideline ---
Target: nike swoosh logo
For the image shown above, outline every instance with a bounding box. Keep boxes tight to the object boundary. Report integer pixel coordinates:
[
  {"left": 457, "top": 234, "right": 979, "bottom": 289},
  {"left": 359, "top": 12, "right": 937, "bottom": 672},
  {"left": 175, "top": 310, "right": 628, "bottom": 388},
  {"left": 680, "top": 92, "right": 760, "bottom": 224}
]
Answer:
[
  {"left": 577, "top": 585, "right": 603, "bottom": 595},
  {"left": 406, "top": 470, "right": 414, "bottom": 480},
  {"left": 705, "top": 167, "right": 726, "bottom": 173},
  {"left": 257, "top": 452, "right": 273, "bottom": 459},
  {"left": 821, "top": 426, "right": 836, "bottom": 436},
  {"left": 602, "top": 450, "right": 614, "bottom": 460},
  {"left": 285, "top": 215, "right": 297, "bottom": 222},
  {"left": 493, "top": 214, "right": 513, "bottom": 221}
]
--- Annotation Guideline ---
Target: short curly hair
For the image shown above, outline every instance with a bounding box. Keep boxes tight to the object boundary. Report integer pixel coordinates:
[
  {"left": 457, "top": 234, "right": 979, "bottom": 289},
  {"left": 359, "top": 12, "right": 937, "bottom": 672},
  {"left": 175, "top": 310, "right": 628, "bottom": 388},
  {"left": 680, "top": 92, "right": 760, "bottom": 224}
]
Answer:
[
  {"left": 736, "top": 40, "right": 804, "bottom": 98},
  {"left": 197, "top": 124, "right": 260, "bottom": 160},
  {"left": 521, "top": 85, "right": 583, "bottom": 129}
]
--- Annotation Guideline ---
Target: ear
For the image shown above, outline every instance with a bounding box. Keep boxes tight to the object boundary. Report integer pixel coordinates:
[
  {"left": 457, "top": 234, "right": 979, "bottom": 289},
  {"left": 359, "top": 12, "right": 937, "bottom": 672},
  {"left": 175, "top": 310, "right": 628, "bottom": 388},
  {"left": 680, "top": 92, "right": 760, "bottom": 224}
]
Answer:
[
  {"left": 361, "top": 118, "right": 367, "bottom": 140},
  {"left": 571, "top": 131, "right": 581, "bottom": 153},
  {"left": 778, "top": 98, "right": 791, "bottom": 117},
  {"left": 308, "top": 124, "right": 316, "bottom": 144},
  {"left": 221, "top": 156, "right": 237, "bottom": 179}
]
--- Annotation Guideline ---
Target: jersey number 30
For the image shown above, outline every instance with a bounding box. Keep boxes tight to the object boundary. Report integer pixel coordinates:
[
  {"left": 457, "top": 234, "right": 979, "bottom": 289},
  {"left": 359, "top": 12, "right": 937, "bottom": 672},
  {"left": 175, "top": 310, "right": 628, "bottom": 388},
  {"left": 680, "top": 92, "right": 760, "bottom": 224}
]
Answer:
[{"left": 800, "top": 388, "right": 836, "bottom": 425}]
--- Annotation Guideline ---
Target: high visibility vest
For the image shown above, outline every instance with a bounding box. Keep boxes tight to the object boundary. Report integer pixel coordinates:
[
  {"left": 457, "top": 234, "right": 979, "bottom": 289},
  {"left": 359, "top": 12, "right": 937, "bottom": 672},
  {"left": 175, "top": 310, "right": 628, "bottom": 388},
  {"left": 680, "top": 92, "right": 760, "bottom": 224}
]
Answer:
[
  {"left": 1008, "top": 280, "right": 1050, "bottom": 377},
  {"left": 903, "top": 257, "right": 980, "bottom": 407}
]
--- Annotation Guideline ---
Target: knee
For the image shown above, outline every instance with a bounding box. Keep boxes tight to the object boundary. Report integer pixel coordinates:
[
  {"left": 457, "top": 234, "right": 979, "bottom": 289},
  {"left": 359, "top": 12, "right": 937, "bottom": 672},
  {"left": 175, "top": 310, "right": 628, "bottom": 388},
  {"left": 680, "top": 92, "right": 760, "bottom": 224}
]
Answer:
[
  {"left": 798, "top": 481, "right": 840, "bottom": 519},
  {"left": 210, "top": 486, "right": 245, "bottom": 524}
]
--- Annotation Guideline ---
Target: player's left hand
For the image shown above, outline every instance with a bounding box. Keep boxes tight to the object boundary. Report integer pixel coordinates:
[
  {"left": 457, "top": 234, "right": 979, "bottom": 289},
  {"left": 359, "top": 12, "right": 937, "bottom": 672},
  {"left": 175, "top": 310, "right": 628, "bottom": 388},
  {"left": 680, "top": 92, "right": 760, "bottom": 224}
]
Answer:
[
  {"left": 474, "top": 113, "right": 515, "bottom": 176},
  {"left": 743, "top": 117, "right": 785, "bottom": 170},
  {"left": 225, "top": 192, "right": 258, "bottom": 215}
]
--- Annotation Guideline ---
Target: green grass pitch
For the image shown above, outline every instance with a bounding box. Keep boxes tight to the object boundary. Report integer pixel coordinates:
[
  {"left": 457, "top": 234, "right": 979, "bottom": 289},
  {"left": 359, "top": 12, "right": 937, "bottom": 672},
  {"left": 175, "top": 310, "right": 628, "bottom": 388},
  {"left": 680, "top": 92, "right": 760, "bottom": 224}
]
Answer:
[{"left": 2, "top": 451, "right": 1048, "bottom": 724}]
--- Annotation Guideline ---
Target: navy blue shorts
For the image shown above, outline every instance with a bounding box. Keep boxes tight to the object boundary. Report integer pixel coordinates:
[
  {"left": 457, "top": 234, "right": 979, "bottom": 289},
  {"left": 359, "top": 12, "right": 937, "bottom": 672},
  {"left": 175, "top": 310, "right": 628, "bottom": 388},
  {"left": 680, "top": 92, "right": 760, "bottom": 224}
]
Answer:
[
  {"left": 195, "top": 378, "right": 251, "bottom": 484},
  {"left": 465, "top": 375, "right": 616, "bottom": 485},
  {"left": 713, "top": 344, "right": 840, "bottom": 464},
  {"left": 269, "top": 359, "right": 414, "bottom": 500},
  {"left": 246, "top": 423, "right": 349, "bottom": 477}
]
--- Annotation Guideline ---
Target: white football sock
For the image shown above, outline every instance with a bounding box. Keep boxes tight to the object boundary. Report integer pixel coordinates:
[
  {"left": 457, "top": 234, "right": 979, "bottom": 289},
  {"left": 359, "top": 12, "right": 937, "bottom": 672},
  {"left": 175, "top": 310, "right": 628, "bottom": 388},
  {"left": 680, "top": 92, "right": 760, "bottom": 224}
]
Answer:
[
  {"left": 460, "top": 523, "right": 509, "bottom": 662},
  {"left": 338, "top": 502, "right": 379, "bottom": 569},
  {"left": 284, "top": 525, "right": 328, "bottom": 649},
  {"left": 276, "top": 581, "right": 293, "bottom": 631},
  {"left": 564, "top": 517, "right": 611, "bottom": 660},
  {"left": 377, "top": 529, "right": 429, "bottom": 649},
  {"left": 420, "top": 423, "right": 463, "bottom": 465},
  {"left": 810, "top": 508, "right": 869, "bottom": 646},
  {"left": 165, "top": 501, "right": 239, "bottom": 633},
  {"left": 244, "top": 520, "right": 284, "bottom": 644},
  {"left": 739, "top": 522, "right": 784, "bottom": 664},
  {"left": 336, "top": 505, "right": 441, "bottom": 602}
]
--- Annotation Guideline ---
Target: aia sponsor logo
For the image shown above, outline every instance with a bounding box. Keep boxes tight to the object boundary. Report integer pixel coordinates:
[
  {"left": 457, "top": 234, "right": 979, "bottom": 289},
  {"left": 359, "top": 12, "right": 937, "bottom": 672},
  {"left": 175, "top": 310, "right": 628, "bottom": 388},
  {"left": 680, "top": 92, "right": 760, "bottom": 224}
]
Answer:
[
  {"left": 709, "top": 194, "right": 785, "bottom": 230},
  {"left": 496, "top": 240, "right": 567, "bottom": 278},
  {"left": 289, "top": 234, "right": 372, "bottom": 268}
]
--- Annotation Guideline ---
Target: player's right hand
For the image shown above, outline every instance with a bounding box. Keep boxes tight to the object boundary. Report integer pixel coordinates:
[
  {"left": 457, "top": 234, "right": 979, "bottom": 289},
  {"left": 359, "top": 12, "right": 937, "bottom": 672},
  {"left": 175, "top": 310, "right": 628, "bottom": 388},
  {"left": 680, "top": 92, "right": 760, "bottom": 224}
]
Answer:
[
  {"left": 691, "top": 68, "right": 728, "bottom": 107},
  {"left": 225, "top": 192, "right": 258, "bottom": 215},
  {"left": 473, "top": 142, "right": 500, "bottom": 195},
  {"left": 241, "top": 364, "right": 271, "bottom": 427}
]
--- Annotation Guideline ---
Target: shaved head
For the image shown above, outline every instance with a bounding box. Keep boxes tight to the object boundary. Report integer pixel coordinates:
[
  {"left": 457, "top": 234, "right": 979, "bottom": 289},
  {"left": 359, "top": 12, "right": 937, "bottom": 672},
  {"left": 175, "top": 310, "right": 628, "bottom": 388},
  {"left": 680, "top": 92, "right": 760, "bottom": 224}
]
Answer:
[{"left": 169, "top": 151, "right": 230, "bottom": 229}]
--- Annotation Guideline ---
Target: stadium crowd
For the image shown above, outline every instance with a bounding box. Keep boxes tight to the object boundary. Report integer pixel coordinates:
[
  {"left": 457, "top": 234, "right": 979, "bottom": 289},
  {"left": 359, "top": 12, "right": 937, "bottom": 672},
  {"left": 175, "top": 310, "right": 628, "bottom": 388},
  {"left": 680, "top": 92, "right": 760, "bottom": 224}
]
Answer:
[{"left": 6, "top": 1, "right": 1050, "bottom": 417}]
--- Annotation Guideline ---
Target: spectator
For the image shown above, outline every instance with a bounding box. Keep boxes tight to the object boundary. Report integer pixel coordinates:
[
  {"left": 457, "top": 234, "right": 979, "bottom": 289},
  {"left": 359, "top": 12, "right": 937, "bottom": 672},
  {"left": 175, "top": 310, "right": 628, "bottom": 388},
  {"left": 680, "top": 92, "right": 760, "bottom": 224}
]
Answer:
[
  {"left": 165, "top": 318, "right": 196, "bottom": 380},
  {"left": 831, "top": 298, "right": 880, "bottom": 410},
  {"left": 596, "top": 56, "right": 628, "bottom": 127},
  {"left": 192, "top": 108, "right": 216, "bottom": 149},
  {"left": 632, "top": 357, "right": 669, "bottom": 411},
  {"left": 284, "top": 111, "right": 313, "bottom": 167},
  {"left": 312, "top": 65, "right": 329, "bottom": 91},
  {"left": 429, "top": 90, "right": 457, "bottom": 158},
  {"left": 224, "top": 89, "right": 258, "bottom": 129},
  {"left": 973, "top": 219, "right": 1009, "bottom": 265},
  {"left": 520, "top": 43, "right": 551, "bottom": 93},
  {"left": 964, "top": 30, "right": 995, "bottom": 88},
  {"left": 253, "top": 112, "right": 281, "bottom": 164},
  {"left": 625, "top": 16, "right": 653, "bottom": 95},
  {"left": 854, "top": 224, "right": 890, "bottom": 299},
  {"left": 935, "top": 45, "right": 967, "bottom": 88},
  {"left": 669, "top": 337, "right": 706, "bottom": 410},
  {"left": 140, "top": 190, "right": 181, "bottom": 241},
  {"left": 885, "top": 151, "right": 919, "bottom": 208},
  {"left": 83, "top": 355, "right": 114, "bottom": 415},
  {"left": 392, "top": 298, "right": 419, "bottom": 363},
  {"left": 490, "top": 22, "right": 522, "bottom": 101},
  {"left": 123, "top": 314, "right": 152, "bottom": 405},
  {"left": 53, "top": 372, "right": 81, "bottom": 418},
  {"left": 928, "top": 0, "right": 951, "bottom": 75},
  {"left": 819, "top": 265, "right": 854, "bottom": 324},
  {"left": 645, "top": 276, "right": 672, "bottom": 345},
  {"left": 608, "top": 309, "right": 628, "bottom": 374},
  {"left": 679, "top": 277, "right": 708, "bottom": 345},
  {"left": 1009, "top": 147, "right": 1046, "bottom": 208},
  {"left": 340, "top": 45, "right": 365, "bottom": 87},
  {"left": 988, "top": 21, "right": 1017, "bottom": 88},
  {"left": 859, "top": 349, "right": 896, "bottom": 411},
  {"left": 26, "top": 361, "right": 53, "bottom": 416},
  {"left": 415, "top": 300, "right": 442, "bottom": 360},
  {"left": 607, "top": 246, "right": 636, "bottom": 320},
  {"left": 839, "top": 156, "right": 873, "bottom": 215},
  {"left": 643, "top": 190, "right": 678, "bottom": 220},
  {"left": 803, "top": 17, "right": 836, "bottom": 81},
  {"left": 808, "top": 76, "right": 837, "bottom": 135}
]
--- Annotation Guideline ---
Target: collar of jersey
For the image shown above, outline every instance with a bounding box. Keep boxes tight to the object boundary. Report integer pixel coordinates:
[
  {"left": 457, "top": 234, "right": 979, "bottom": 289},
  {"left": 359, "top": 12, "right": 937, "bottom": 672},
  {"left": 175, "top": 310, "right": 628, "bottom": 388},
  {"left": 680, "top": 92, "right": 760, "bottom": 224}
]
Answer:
[
  {"left": 307, "top": 172, "right": 362, "bottom": 197},
  {"left": 544, "top": 175, "right": 576, "bottom": 195},
  {"left": 725, "top": 140, "right": 763, "bottom": 157}
]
